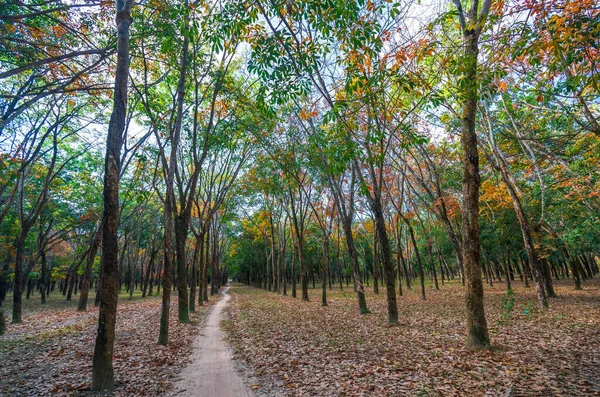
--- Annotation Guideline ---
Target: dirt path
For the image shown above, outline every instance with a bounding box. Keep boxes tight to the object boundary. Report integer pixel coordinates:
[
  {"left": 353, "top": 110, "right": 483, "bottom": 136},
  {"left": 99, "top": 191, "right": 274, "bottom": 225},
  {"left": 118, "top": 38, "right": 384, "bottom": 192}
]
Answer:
[{"left": 170, "top": 286, "right": 252, "bottom": 397}]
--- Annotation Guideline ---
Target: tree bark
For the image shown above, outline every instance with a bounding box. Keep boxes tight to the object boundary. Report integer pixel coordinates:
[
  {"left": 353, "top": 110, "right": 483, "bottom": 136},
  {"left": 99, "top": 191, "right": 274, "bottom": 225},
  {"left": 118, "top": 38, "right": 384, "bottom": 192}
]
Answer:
[
  {"left": 78, "top": 226, "right": 101, "bottom": 312},
  {"left": 12, "top": 232, "right": 27, "bottom": 323},
  {"left": 371, "top": 198, "right": 399, "bottom": 325},
  {"left": 91, "top": 0, "right": 134, "bottom": 390},
  {"left": 486, "top": 146, "right": 548, "bottom": 308},
  {"left": 456, "top": 3, "right": 490, "bottom": 348}
]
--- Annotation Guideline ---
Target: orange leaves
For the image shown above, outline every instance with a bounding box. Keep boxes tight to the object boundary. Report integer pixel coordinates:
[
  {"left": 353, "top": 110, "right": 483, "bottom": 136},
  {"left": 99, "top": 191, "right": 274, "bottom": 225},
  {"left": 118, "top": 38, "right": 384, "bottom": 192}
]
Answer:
[
  {"left": 366, "top": 0, "right": 376, "bottom": 13},
  {"left": 492, "top": 0, "right": 506, "bottom": 15},
  {"left": 434, "top": 196, "right": 461, "bottom": 220},
  {"left": 51, "top": 24, "right": 67, "bottom": 38},
  {"left": 480, "top": 179, "right": 513, "bottom": 211},
  {"left": 563, "top": 0, "right": 598, "bottom": 16},
  {"left": 298, "top": 108, "right": 318, "bottom": 120},
  {"left": 390, "top": 48, "right": 407, "bottom": 71}
]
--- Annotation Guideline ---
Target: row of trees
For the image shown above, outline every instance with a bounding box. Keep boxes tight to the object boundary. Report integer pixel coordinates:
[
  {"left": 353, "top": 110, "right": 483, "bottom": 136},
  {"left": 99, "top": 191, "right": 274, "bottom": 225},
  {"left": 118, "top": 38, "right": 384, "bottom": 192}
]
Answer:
[
  {"left": 1, "top": 0, "right": 598, "bottom": 391},
  {"left": 223, "top": 0, "right": 599, "bottom": 348},
  {"left": 0, "top": 0, "right": 261, "bottom": 389}
]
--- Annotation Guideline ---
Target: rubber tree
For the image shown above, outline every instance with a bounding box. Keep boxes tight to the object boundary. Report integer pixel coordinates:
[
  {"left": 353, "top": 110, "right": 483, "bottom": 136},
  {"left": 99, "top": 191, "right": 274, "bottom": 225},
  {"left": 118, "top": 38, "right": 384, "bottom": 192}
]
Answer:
[
  {"left": 91, "top": 0, "right": 134, "bottom": 390},
  {"left": 450, "top": 0, "right": 492, "bottom": 349}
]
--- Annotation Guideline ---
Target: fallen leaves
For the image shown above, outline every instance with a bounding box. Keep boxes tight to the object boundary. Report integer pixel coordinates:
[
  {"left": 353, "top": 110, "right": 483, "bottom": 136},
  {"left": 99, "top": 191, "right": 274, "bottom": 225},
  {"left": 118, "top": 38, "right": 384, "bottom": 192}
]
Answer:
[
  {"left": 0, "top": 293, "right": 218, "bottom": 396},
  {"left": 224, "top": 278, "right": 600, "bottom": 396}
]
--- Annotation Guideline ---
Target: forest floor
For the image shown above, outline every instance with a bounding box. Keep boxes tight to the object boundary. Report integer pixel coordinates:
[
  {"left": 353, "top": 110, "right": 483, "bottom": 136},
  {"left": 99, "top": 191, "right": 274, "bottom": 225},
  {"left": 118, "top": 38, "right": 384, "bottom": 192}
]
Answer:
[
  {"left": 0, "top": 289, "right": 219, "bottom": 396},
  {"left": 223, "top": 277, "right": 600, "bottom": 396}
]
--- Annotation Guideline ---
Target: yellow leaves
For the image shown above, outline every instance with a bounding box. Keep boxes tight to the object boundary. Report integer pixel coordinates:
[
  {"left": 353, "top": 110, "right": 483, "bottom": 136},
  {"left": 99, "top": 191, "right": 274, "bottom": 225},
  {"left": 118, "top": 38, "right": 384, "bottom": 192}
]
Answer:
[{"left": 497, "top": 81, "right": 508, "bottom": 93}]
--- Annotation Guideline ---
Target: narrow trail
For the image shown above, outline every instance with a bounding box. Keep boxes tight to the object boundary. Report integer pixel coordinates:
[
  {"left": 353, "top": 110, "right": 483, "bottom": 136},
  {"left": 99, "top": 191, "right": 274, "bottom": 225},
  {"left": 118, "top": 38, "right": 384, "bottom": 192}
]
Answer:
[{"left": 171, "top": 286, "right": 252, "bottom": 397}]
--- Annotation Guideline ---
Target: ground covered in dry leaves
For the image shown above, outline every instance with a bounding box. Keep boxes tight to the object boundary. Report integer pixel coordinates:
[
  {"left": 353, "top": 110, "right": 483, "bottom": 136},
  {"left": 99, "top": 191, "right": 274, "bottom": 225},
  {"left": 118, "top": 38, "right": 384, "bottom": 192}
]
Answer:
[
  {"left": 224, "top": 278, "right": 600, "bottom": 396},
  {"left": 0, "top": 291, "right": 218, "bottom": 396}
]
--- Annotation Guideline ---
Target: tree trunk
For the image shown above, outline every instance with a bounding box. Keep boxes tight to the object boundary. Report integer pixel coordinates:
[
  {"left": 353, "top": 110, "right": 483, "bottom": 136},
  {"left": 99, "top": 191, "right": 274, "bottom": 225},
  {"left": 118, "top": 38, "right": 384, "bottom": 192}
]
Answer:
[
  {"left": 198, "top": 231, "right": 206, "bottom": 306},
  {"left": 321, "top": 238, "right": 329, "bottom": 307},
  {"left": 128, "top": 250, "right": 134, "bottom": 300},
  {"left": 341, "top": 217, "right": 369, "bottom": 314},
  {"left": 40, "top": 246, "right": 47, "bottom": 304},
  {"left": 78, "top": 227, "right": 101, "bottom": 312},
  {"left": 372, "top": 227, "right": 379, "bottom": 294},
  {"left": 0, "top": 307, "right": 4, "bottom": 336},
  {"left": 175, "top": 218, "right": 190, "bottom": 322},
  {"left": 401, "top": 214, "right": 425, "bottom": 300},
  {"left": 12, "top": 232, "right": 27, "bottom": 323},
  {"left": 203, "top": 227, "right": 210, "bottom": 303},
  {"left": 189, "top": 234, "right": 202, "bottom": 312},
  {"left": 91, "top": 0, "right": 134, "bottom": 390},
  {"left": 142, "top": 243, "right": 156, "bottom": 298},
  {"left": 459, "top": 21, "right": 489, "bottom": 350},
  {"left": 291, "top": 240, "right": 297, "bottom": 298},
  {"left": 371, "top": 198, "right": 398, "bottom": 325},
  {"left": 488, "top": 146, "right": 548, "bottom": 308},
  {"left": 428, "top": 243, "right": 439, "bottom": 290},
  {"left": 0, "top": 263, "right": 8, "bottom": 335},
  {"left": 394, "top": 223, "right": 404, "bottom": 297}
]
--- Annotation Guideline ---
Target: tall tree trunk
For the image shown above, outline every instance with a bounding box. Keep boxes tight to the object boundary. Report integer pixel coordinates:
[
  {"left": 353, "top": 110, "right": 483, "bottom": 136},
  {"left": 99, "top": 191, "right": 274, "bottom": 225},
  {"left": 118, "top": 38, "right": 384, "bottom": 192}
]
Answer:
[
  {"left": 0, "top": 262, "right": 8, "bottom": 335},
  {"left": 0, "top": 306, "right": 4, "bottom": 335},
  {"left": 487, "top": 146, "right": 548, "bottom": 308},
  {"left": 427, "top": 243, "right": 439, "bottom": 290},
  {"left": 190, "top": 234, "right": 202, "bottom": 312},
  {"left": 95, "top": 257, "right": 103, "bottom": 307},
  {"left": 502, "top": 259, "right": 512, "bottom": 292},
  {"left": 12, "top": 232, "right": 28, "bottom": 323},
  {"left": 175, "top": 218, "right": 190, "bottom": 322},
  {"left": 128, "top": 250, "right": 134, "bottom": 300},
  {"left": 40, "top": 247, "right": 47, "bottom": 304},
  {"left": 372, "top": 226, "right": 379, "bottom": 294},
  {"left": 370, "top": 196, "right": 398, "bottom": 325},
  {"left": 159, "top": 214, "right": 173, "bottom": 346},
  {"left": 401, "top": 214, "right": 425, "bottom": 300},
  {"left": 281, "top": 237, "right": 287, "bottom": 296},
  {"left": 173, "top": 0, "right": 198, "bottom": 324},
  {"left": 341, "top": 218, "right": 369, "bottom": 314},
  {"left": 321, "top": 238, "right": 329, "bottom": 307},
  {"left": 455, "top": 0, "right": 491, "bottom": 349},
  {"left": 394, "top": 222, "right": 404, "bottom": 297},
  {"left": 91, "top": 0, "right": 134, "bottom": 390},
  {"left": 291, "top": 239, "right": 297, "bottom": 298},
  {"left": 142, "top": 243, "right": 156, "bottom": 298},
  {"left": 298, "top": 236, "right": 309, "bottom": 301},
  {"left": 78, "top": 227, "right": 101, "bottom": 312},
  {"left": 203, "top": 227, "right": 210, "bottom": 303},
  {"left": 198, "top": 231, "right": 206, "bottom": 306}
]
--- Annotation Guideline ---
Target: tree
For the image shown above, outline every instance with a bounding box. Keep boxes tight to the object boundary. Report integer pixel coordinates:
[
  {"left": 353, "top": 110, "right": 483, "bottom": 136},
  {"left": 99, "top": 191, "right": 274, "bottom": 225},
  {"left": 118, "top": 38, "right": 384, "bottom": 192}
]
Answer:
[
  {"left": 450, "top": 0, "right": 492, "bottom": 350},
  {"left": 91, "top": 0, "right": 134, "bottom": 391}
]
